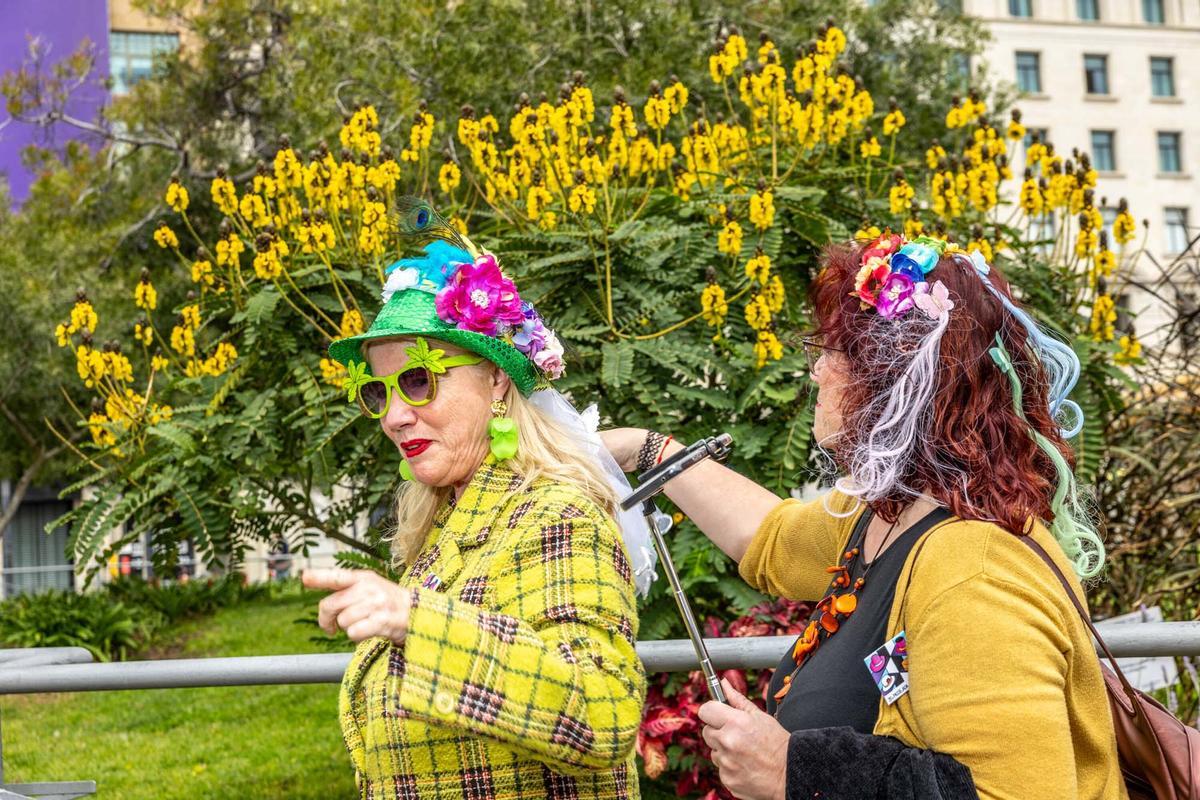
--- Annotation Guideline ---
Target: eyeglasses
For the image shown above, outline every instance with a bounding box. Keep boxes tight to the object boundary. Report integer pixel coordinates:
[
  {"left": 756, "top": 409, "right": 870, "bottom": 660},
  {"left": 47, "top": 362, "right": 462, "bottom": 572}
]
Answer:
[
  {"left": 355, "top": 354, "right": 484, "bottom": 418},
  {"left": 800, "top": 336, "right": 844, "bottom": 370}
]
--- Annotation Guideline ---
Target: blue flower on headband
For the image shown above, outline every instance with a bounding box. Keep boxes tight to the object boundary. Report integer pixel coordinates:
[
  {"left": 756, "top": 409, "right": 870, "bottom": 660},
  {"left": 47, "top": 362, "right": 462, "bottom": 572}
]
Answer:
[
  {"left": 890, "top": 243, "right": 939, "bottom": 279},
  {"left": 385, "top": 240, "right": 472, "bottom": 292}
]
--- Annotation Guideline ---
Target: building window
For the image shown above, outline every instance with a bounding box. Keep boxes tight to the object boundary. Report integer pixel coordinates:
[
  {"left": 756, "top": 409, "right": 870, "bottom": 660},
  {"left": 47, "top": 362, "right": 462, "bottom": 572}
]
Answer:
[
  {"left": 1101, "top": 206, "right": 1117, "bottom": 243},
  {"left": 1143, "top": 0, "right": 1165, "bottom": 24},
  {"left": 109, "top": 31, "right": 180, "bottom": 95},
  {"left": 1157, "top": 132, "right": 1182, "bottom": 173},
  {"left": 1150, "top": 57, "right": 1175, "bottom": 97},
  {"left": 1165, "top": 208, "right": 1189, "bottom": 253},
  {"left": 1077, "top": 0, "right": 1100, "bottom": 20},
  {"left": 1016, "top": 52, "right": 1041, "bottom": 93},
  {"left": 1084, "top": 54, "right": 1109, "bottom": 95},
  {"left": 953, "top": 53, "right": 972, "bottom": 87},
  {"left": 1010, "top": 0, "right": 1033, "bottom": 17},
  {"left": 937, "top": 0, "right": 964, "bottom": 11},
  {"left": 1090, "top": 131, "right": 1116, "bottom": 172}
]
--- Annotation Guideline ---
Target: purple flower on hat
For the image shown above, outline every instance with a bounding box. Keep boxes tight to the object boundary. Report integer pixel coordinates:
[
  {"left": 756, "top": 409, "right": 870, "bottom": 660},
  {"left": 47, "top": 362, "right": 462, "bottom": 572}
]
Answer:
[
  {"left": 434, "top": 253, "right": 525, "bottom": 336},
  {"left": 875, "top": 273, "right": 916, "bottom": 320},
  {"left": 512, "top": 302, "right": 548, "bottom": 359}
]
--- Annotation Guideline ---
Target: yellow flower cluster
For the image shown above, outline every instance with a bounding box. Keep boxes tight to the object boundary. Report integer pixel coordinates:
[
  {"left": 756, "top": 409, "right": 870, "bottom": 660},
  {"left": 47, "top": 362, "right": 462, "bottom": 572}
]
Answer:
[
  {"left": 718, "top": 217, "right": 744, "bottom": 256},
  {"left": 889, "top": 179, "right": 914, "bottom": 215},
  {"left": 341, "top": 105, "right": 382, "bottom": 157},
  {"left": 154, "top": 224, "right": 179, "bottom": 250},
  {"left": 191, "top": 259, "right": 216, "bottom": 291},
  {"left": 215, "top": 231, "right": 244, "bottom": 267},
  {"left": 73, "top": 344, "right": 134, "bottom": 389},
  {"left": 700, "top": 282, "right": 728, "bottom": 329},
  {"left": 253, "top": 232, "right": 291, "bottom": 280},
  {"left": 165, "top": 178, "right": 189, "bottom": 213},
  {"left": 438, "top": 161, "right": 462, "bottom": 194},
  {"left": 134, "top": 320, "right": 153, "bottom": 347},
  {"left": 295, "top": 213, "right": 336, "bottom": 254},
  {"left": 745, "top": 251, "right": 771, "bottom": 284},
  {"left": 1114, "top": 333, "right": 1142, "bottom": 365},
  {"left": 1113, "top": 204, "right": 1136, "bottom": 245},
  {"left": 340, "top": 309, "right": 365, "bottom": 338},
  {"left": 170, "top": 324, "right": 195, "bottom": 357},
  {"left": 56, "top": 296, "right": 99, "bottom": 347},
  {"left": 184, "top": 341, "right": 238, "bottom": 378},
  {"left": 709, "top": 33, "right": 748, "bottom": 84},
  {"left": 749, "top": 189, "right": 775, "bottom": 231},
  {"left": 883, "top": 108, "right": 906, "bottom": 136},
  {"left": 87, "top": 388, "right": 172, "bottom": 449},
  {"left": 319, "top": 357, "right": 347, "bottom": 389},
  {"left": 1091, "top": 246, "right": 1116, "bottom": 287},
  {"left": 1090, "top": 294, "right": 1117, "bottom": 342},
  {"left": 211, "top": 173, "right": 238, "bottom": 216},
  {"left": 945, "top": 94, "right": 986, "bottom": 129},
  {"left": 180, "top": 303, "right": 201, "bottom": 330},
  {"left": 135, "top": 278, "right": 158, "bottom": 311},
  {"left": 754, "top": 330, "right": 783, "bottom": 369},
  {"left": 401, "top": 108, "right": 434, "bottom": 162}
]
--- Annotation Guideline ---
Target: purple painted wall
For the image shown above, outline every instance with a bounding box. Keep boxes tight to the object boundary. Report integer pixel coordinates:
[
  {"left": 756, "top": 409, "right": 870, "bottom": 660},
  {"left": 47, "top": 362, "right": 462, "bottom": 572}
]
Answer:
[{"left": 0, "top": 0, "right": 111, "bottom": 205}]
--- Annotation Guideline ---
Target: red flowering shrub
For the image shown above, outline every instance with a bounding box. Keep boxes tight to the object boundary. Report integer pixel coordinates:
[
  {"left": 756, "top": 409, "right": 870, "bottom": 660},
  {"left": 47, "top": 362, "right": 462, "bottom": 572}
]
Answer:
[{"left": 637, "top": 597, "right": 812, "bottom": 799}]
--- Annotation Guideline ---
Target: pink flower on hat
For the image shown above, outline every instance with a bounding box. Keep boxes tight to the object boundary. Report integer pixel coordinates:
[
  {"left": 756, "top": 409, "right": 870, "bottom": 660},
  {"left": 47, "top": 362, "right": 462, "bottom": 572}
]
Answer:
[
  {"left": 434, "top": 254, "right": 525, "bottom": 336},
  {"left": 533, "top": 331, "right": 565, "bottom": 379}
]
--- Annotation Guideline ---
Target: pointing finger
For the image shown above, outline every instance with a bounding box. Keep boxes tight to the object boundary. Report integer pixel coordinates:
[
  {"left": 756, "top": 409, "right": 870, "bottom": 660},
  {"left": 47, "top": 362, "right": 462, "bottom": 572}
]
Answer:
[{"left": 303, "top": 568, "right": 361, "bottom": 592}]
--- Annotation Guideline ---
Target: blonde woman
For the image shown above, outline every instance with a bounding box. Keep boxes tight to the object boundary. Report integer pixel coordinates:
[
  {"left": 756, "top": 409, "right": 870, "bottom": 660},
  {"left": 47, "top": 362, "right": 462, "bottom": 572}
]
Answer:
[{"left": 304, "top": 223, "right": 653, "bottom": 800}]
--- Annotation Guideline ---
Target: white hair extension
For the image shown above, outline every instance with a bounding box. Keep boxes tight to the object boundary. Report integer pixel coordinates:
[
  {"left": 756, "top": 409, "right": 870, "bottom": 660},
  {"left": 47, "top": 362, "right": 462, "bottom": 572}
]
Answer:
[{"left": 834, "top": 308, "right": 951, "bottom": 504}]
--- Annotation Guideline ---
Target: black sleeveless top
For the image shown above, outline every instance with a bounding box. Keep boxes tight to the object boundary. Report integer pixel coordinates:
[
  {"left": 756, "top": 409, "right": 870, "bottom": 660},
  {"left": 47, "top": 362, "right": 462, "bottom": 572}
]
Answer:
[{"left": 765, "top": 506, "right": 951, "bottom": 734}]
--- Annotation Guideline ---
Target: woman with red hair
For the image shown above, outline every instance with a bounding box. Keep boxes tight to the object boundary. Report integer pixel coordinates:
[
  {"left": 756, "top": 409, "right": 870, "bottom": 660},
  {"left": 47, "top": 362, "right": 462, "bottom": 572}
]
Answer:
[{"left": 604, "top": 234, "right": 1121, "bottom": 800}]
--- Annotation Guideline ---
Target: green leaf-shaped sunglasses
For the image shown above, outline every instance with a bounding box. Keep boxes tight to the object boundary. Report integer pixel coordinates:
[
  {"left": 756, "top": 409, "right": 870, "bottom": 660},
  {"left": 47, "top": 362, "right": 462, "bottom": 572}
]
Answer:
[{"left": 345, "top": 337, "right": 484, "bottom": 418}]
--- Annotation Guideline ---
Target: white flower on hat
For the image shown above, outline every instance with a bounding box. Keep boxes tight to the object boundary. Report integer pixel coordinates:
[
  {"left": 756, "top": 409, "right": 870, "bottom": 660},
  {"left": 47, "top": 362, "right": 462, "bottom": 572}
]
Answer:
[{"left": 381, "top": 267, "right": 421, "bottom": 303}]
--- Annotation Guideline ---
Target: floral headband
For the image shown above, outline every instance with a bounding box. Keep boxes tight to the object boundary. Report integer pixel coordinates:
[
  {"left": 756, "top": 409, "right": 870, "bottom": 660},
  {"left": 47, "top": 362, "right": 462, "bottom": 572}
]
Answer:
[
  {"left": 382, "top": 240, "right": 565, "bottom": 381},
  {"left": 851, "top": 233, "right": 955, "bottom": 321}
]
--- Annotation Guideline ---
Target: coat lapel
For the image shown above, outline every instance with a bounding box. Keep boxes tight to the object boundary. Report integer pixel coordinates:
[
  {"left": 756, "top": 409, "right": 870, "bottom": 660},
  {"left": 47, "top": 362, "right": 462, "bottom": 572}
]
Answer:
[{"left": 403, "top": 460, "right": 521, "bottom": 592}]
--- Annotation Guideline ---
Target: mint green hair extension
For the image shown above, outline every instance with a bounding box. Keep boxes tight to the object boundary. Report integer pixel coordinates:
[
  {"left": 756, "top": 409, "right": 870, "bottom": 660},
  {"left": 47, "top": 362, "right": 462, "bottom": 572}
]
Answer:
[{"left": 989, "top": 335, "right": 1104, "bottom": 578}]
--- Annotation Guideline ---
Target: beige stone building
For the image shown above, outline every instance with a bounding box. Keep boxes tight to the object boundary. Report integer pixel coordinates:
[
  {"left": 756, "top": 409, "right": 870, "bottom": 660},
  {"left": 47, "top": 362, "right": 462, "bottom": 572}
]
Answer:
[{"left": 966, "top": 0, "right": 1200, "bottom": 343}]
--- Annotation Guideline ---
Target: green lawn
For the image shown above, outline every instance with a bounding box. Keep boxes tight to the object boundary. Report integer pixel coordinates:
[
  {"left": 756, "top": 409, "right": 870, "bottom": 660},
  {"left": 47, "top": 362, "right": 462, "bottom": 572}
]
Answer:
[{"left": 0, "top": 587, "right": 357, "bottom": 799}]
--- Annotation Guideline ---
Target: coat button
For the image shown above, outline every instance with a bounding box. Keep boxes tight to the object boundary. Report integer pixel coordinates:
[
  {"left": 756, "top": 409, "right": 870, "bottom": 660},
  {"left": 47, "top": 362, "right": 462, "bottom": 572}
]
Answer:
[{"left": 434, "top": 691, "right": 455, "bottom": 715}]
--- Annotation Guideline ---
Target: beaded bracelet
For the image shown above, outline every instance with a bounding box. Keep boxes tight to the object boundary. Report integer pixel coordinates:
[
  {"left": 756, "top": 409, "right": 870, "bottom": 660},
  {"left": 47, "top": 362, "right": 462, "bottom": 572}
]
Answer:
[{"left": 636, "top": 431, "right": 666, "bottom": 473}]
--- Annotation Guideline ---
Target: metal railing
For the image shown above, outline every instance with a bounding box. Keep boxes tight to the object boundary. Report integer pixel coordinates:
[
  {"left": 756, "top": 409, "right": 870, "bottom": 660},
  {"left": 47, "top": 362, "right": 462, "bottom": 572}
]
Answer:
[{"left": 3, "top": 622, "right": 1200, "bottom": 798}]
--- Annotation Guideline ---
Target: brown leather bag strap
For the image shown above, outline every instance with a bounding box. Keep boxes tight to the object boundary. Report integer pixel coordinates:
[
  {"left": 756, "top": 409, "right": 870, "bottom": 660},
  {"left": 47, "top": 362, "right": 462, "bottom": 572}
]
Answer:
[{"left": 1019, "top": 534, "right": 1141, "bottom": 705}]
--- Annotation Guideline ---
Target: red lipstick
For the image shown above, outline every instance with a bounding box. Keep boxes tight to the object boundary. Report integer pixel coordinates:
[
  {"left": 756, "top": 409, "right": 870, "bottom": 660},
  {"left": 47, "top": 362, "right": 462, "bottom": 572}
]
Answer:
[{"left": 401, "top": 439, "right": 431, "bottom": 458}]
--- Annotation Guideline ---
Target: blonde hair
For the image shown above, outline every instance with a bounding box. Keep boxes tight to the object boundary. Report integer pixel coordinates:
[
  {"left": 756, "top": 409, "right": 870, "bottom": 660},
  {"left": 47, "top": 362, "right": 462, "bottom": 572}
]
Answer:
[{"left": 387, "top": 376, "right": 619, "bottom": 568}]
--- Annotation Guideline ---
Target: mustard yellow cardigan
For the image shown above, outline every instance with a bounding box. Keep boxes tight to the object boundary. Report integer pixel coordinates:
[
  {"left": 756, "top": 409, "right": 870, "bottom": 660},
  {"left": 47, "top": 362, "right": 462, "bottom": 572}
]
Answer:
[{"left": 739, "top": 491, "right": 1127, "bottom": 800}]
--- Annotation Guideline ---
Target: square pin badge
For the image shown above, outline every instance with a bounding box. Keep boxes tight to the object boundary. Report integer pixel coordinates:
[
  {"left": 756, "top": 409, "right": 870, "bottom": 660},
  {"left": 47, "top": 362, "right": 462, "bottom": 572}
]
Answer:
[{"left": 864, "top": 630, "right": 910, "bottom": 705}]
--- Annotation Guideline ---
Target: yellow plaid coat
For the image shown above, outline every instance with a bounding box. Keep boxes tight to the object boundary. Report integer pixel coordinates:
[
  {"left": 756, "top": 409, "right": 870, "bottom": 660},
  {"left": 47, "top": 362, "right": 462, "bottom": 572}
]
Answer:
[{"left": 339, "top": 461, "right": 646, "bottom": 800}]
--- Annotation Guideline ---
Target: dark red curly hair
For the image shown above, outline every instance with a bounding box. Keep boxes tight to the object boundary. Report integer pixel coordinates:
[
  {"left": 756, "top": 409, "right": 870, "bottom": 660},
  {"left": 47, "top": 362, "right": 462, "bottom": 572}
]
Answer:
[{"left": 809, "top": 241, "right": 1075, "bottom": 536}]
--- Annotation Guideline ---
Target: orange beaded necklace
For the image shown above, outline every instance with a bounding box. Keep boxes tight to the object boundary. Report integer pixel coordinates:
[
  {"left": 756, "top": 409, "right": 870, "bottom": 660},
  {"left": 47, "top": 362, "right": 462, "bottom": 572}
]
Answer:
[{"left": 773, "top": 516, "right": 900, "bottom": 705}]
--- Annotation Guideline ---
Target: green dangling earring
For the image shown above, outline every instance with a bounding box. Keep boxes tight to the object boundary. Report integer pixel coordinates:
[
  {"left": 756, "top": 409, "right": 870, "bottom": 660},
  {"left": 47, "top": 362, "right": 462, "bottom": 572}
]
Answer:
[
  {"left": 488, "top": 399, "right": 519, "bottom": 461},
  {"left": 399, "top": 458, "right": 414, "bottom": 481}
]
